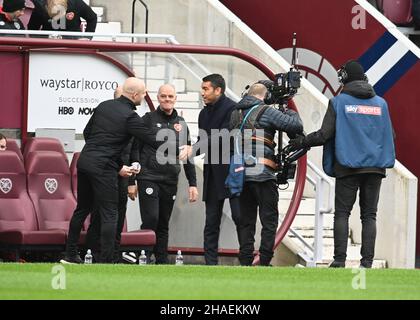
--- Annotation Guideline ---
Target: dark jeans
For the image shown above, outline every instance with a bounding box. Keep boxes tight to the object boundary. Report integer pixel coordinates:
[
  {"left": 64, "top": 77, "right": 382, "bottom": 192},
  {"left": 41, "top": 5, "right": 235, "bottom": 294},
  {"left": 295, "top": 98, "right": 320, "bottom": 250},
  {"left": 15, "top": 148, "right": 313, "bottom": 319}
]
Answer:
[
  {"left": 204, "top": 177, "right": 241, "bottom": 265},
  {"left": 85, "top": 176, "right": 129, "bottom": 262},
  {"left": 66, "top": 169, "right": 119, "bottom": 263},
  {"left": 238, "top": 180, "right": 279, "bottom": 266},
  {"left": 138, "top": 180, "right": 177, "bottom": 264},
  {"left": 334, "top": 173, "right": 383, "bottom": 266}
]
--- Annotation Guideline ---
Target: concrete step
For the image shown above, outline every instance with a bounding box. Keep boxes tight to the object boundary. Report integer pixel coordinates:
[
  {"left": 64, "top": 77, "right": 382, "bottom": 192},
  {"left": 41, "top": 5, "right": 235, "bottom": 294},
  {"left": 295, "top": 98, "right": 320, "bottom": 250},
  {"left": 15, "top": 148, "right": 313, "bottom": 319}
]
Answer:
[
  {"left": 316, "top": 259, "right": 387, "bottom": 269},
  {"left": 279, "top": 197, "right": 316, "bottom": 215},
  {"left": 177, "top": 92, "right": 200, "bottom": 102},
  {"left": 323, "top": 243, "right": 361, "bottom": 260},
  {"left": 291, "top": 213, "right": 334, "bottom": 229},
  {"left": 173, "top": 79, "right": 186, "bottom": 92},
  {"left": 141, "top": 78, "right": 187, "bottom": 92},
  {"left": 278, "top": 190, "right": 294, "bottom": 199},
  {"left": 134, "top": 66, "right": 166, "bottom": 80},
  {"left": 290, "top": 235, "right": 349, "bottom": 247},
  {"left": 91, "top": 22, "right": 123, "bottom": 41},
  {"left": 289, "top": 227, "right": 334, "bottom": 238},
  {"left": 174, "top": 102, "right": 200, "bottom": 109}
]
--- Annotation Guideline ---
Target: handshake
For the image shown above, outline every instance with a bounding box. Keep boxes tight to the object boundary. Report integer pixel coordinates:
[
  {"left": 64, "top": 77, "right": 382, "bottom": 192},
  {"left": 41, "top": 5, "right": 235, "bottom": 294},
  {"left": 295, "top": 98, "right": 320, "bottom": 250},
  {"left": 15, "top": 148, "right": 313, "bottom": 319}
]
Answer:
[
  {"left": 119, "top": 162, "right": 141, "bottom": 178},
  {"left": 178, "top": 145, "right": 193, "bottom": 161}
]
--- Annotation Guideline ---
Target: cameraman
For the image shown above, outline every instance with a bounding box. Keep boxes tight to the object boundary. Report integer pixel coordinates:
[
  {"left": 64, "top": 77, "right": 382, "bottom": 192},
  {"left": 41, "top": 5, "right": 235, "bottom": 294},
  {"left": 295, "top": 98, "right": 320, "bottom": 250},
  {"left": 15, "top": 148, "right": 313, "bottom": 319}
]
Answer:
[
  {"left": 230, "top": 83, "right": 303, "bottom": 266},
  {"left": 289, "top": 60, "right": 395, "bottom": 268}
]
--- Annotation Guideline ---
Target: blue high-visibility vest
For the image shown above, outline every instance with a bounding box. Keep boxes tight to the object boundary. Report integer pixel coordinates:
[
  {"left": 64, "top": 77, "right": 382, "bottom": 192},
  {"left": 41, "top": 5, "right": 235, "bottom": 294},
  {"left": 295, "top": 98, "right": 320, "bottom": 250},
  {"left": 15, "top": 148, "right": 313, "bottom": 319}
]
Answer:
[{"left": 323, "top": 93, "right": 395, "bottom": 177}]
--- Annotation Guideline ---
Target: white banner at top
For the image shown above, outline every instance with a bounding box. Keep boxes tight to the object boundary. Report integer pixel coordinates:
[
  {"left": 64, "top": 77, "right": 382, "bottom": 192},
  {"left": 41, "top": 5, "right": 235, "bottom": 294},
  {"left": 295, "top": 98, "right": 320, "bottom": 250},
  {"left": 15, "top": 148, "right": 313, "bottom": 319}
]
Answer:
[{"left": 27, "top": 52, "right": 130, "bottom": 134}]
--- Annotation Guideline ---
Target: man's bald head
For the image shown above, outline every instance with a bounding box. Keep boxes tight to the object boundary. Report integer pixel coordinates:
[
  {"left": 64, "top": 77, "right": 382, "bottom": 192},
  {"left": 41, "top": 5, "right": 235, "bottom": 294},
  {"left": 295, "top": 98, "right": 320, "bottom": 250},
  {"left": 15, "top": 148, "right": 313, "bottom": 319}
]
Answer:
[
  {"left": 122, "top": 77, "right": 145, "bottom": 95},
  {"left": 247, "top": 83, "right": 268, "bottom": 101},
  {"left": 122, "top": 77, "right": 147, "bottom": 106},
  {"left": 158, "top": 83, "right": 176, "bottom": 95}
]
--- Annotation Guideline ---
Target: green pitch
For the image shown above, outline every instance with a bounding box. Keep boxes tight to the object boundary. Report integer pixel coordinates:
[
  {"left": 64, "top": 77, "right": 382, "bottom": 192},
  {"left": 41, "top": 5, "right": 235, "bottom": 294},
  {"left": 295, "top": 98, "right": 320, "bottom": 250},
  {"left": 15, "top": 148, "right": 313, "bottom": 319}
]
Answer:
[{"left": 0, "top": 263, "right": 419, "bottom": 300}]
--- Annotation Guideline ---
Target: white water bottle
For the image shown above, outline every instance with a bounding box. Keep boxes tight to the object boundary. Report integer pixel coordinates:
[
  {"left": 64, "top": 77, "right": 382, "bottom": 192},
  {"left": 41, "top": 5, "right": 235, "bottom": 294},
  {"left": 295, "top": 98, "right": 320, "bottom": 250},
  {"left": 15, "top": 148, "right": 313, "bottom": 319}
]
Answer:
[
  {"left": 139, "top": 250, "right": 147, "bottom": 265},
  {"left": 84, "top": 249, "right": 93, "bottom": 264},
  {"left": 175, "top": 250, "right": 183, "bottom": 265}
]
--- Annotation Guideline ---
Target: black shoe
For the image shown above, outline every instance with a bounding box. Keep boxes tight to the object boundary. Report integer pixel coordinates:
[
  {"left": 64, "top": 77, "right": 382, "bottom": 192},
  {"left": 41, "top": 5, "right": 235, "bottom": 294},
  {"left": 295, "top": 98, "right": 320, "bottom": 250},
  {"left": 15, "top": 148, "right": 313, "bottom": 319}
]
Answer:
[
  {"left": 329, "top": 260, "right": 345, "bottom": 268},
  {"left": 359, "top": 262, "right": 372, "bottom": 269},
  {"left": 60, "top": 255, "right": 83, "bottom": 264}
]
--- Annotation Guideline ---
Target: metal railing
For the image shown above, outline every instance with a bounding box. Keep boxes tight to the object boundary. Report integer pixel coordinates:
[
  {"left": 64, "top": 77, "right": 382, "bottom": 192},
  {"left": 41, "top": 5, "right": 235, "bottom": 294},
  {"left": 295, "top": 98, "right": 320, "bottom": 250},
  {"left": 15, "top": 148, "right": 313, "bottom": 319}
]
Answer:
[
  {"left": 165, "top": 37, "right": 241, "bottom": 102},
  {"left": 280, "top": 137, "right": 335, "bottom": 267},
  {"left": 131, "top": 0, "right": 149, "bottom": 36},
  {"left": 0, "top": 29, "right": 175, "bottom": 42}
]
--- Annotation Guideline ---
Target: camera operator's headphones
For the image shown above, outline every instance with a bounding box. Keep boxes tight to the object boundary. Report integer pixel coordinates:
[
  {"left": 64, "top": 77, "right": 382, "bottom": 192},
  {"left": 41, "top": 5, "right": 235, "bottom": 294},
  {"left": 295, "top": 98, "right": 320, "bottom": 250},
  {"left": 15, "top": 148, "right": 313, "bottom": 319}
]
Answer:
[{"left": 337, "top": 66, "right": 349, "bottom": 84}]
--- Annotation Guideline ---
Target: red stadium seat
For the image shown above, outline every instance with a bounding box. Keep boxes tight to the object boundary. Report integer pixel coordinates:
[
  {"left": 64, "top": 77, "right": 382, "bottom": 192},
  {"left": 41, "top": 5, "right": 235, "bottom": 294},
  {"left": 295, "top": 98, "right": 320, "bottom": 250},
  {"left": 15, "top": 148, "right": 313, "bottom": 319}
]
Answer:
[
  {"left": 26, "top": 151, "right": 76, "bottom": 232},
  {"left": 0, "top": 151, "right": 66, "bottom": 261},
  {"left": 120, "top": 219, "right": 156, "bottom": 248},
  {"left": 5, "top": 139, "right": 24, "bottom": 162},
  {"left": 378, "top": 0, "right": 413, "bottom": 25},
  {"left": 23, "top": 137, "right": 67, "bottom": 164}
]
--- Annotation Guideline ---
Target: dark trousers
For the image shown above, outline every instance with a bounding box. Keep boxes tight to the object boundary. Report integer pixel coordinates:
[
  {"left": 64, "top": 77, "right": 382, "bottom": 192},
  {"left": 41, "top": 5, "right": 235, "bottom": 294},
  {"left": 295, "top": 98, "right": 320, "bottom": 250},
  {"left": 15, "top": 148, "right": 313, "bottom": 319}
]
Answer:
[
  {"left": 66, "top": 169, "right": 118, "bottom": 263},
  {"left": 238, "top": 180, "right": 279, "bottom": 266},
  {"left": 138, "top": 180, "right": 177, "bottom": 264},
  {"left": 334, "top": 173, "right": 383, "bottom": 266},
  {"left": 85, "top": 176, "right": 128, "bottom": 262},
  {"left": 204, "top": 177, "right": 241, "bottom": 265}
]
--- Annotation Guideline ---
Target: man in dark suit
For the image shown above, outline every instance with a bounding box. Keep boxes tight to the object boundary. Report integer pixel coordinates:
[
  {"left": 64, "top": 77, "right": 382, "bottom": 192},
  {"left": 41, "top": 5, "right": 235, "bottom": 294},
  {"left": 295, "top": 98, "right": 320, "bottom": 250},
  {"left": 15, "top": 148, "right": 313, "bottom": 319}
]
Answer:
[{"left": 192, "top": 74, "right": 241, "bottom": 265}]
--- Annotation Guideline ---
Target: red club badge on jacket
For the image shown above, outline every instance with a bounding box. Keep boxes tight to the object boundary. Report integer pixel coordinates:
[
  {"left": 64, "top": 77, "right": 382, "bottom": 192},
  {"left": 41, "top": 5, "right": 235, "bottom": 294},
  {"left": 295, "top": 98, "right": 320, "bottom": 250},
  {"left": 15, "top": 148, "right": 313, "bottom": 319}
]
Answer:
[
  {"left": 66, "top": 12, "right": 75, "bottom": 20},
  {"left": 173, "top": 123, "right": 182, "bottom": 132}
]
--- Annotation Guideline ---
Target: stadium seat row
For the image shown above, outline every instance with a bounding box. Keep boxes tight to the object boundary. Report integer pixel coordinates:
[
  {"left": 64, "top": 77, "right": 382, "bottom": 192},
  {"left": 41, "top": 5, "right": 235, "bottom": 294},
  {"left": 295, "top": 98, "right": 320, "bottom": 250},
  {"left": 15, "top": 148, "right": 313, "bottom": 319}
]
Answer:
[
  {"left": 377, "top": 0, "right": 414, "bottom": 26},
  {"left": 0, "top": 138, "right": 155, "bottom": 262}
]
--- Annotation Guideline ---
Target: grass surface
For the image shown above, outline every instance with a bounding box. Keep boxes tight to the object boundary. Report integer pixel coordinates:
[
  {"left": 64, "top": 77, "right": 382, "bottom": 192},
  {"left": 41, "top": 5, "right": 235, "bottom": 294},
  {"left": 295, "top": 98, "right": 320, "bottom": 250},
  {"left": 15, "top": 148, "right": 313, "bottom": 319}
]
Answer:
[{"left": 0, "top": 263, "right": 419, "bottom": 300}]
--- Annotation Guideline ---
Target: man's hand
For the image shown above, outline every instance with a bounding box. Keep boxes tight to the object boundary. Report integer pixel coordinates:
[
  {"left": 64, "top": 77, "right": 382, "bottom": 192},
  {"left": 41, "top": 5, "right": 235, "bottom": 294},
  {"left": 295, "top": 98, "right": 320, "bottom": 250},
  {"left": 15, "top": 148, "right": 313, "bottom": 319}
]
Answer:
[
  {"left": 178, "top": 145, "right": 192, "bottom": 161},
  {"left": 130, "top": 162, "right": 141, "bottom": 174},
  {"left": 188, "top": 186, "right": 199, "bottom": 203},
  {"left": 128, "top": 185, "right": 138, "bottom": 201},
  {"left": 288, "top": 135, "right": 306, "bottom": 152},
  {"left": 119, "top": 165, "right": 135, "bottom": 177}
]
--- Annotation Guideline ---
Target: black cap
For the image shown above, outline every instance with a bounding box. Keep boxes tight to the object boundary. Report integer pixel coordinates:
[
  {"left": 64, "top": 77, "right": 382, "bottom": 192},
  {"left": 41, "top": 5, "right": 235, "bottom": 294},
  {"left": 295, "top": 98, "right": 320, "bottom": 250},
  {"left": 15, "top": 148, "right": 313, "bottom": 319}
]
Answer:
[
  {"left": 341, "top": 60, "right": 366, "bottom": 84},
  {"left": 2, "top": 0, "right": 26, "bottom": 13}
]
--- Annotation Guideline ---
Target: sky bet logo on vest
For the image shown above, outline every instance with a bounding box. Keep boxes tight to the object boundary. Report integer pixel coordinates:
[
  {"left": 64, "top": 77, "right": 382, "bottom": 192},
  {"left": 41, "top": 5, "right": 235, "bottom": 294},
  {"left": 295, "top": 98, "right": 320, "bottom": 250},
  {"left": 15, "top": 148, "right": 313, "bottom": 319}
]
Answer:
[{"left": 345, "top": 105, "right": 382, "bottom": 116}]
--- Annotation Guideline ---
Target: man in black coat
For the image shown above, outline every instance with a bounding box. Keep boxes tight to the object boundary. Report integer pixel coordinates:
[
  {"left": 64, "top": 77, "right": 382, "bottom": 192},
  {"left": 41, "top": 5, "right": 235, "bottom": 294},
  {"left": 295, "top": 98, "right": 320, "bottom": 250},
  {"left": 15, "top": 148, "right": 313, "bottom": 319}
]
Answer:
[
  {"left": 0, "top": 0, "right": 25, "bottom": 33},
  {"left": 61, "top": 78, "right": 187, "bottom": 264},
  {"left": 191, "top": 74, "right": 241, "bottom": 265},
  {"left": 83, "top": 86, "right": 137, "bottom": 263},
  {"left": 128, "top": 84, "right": 198, "bottom": 264}
]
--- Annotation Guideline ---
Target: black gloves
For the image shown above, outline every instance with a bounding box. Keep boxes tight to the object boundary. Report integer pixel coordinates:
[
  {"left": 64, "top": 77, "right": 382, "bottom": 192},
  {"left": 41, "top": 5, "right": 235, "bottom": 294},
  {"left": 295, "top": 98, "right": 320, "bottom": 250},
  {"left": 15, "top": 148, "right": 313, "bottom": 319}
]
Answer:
[{"left": 288, "top": 135, "right": 306, "bottom": 151}]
